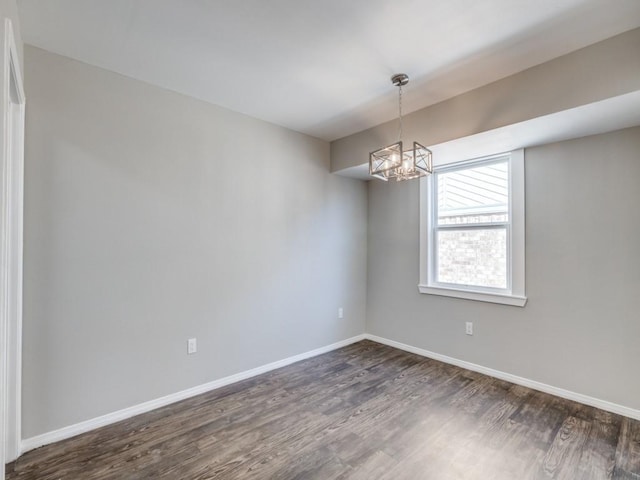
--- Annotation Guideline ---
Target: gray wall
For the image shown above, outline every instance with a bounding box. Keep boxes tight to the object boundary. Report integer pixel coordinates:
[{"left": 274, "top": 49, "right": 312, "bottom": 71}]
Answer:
[
  {"left": 22, "top": 46, "right": 367, "bottom": 438},
  {"left": 21, "top": 40, "right": 640, "bottom": 440},
  {"left": 0, "top": 0, "right": 23, "bottom": 70},
  {"left": 367, "top": 127, "right": 640, "bottom": 411}
]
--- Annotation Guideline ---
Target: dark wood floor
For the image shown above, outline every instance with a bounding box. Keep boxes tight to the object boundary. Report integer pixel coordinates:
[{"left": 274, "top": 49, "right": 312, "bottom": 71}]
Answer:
[{"left": 6, "top": 340, "right": 640, "bottom": 479}]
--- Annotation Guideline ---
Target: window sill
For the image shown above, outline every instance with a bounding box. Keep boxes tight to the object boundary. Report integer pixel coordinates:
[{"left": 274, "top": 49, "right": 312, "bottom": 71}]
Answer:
[{"left": 418, "top": 284, "right": 527, "bottom": 307}]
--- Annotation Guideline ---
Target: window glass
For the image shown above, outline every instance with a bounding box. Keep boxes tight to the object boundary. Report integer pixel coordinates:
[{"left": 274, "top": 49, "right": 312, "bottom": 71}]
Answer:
[
  {"left": 437, "top": 161, "right": 508, "bottom": 226},
  {"left": 436, "top": 228, "right": 507, "bottom": 289}
]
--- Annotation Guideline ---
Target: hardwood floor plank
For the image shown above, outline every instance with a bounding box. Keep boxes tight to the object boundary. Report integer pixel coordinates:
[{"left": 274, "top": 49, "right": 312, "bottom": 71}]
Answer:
[
  {"left": 336, "top": 449, "right": 397, "bottom": 480},
  {"left": 614, "top": 417, "right": 640, "bottom": 479},
  {"left": 6, "top": 340, "right": 639, "bottom": 480},
  {"left": 575, "top": 417, "right": 620, "bottom": 480},
  {"left": 539, "top": 416, "right": 591, "bottom": 479}
]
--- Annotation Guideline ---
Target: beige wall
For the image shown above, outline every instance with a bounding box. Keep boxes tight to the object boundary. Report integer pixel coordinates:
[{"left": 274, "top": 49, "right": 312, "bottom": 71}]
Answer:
[
  {"left": 366, "top": 127, "right": 640, "bottom": 411},
  {"left": 22, "top": 46, "right": 368, "bottom": 438}
]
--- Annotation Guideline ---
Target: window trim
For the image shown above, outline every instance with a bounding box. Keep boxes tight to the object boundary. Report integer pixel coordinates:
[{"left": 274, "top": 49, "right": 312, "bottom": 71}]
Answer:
[{"left": 418, "top": 149, "right": 527, "bottom": 307}]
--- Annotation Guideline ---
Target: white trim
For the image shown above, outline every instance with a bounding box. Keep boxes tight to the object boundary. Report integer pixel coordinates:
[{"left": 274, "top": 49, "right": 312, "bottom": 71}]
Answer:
[
  {"left": 509, "top": 149, "right": 526, "bottom": 299},
  {"left": 18, "top": 331, "right": 640, "bottom": 456},
  {"left": 2, "top": 18, "right": 25, "bottom": 469},
  {"left": 21, "top": 334, "right": 366, "bottom": 454},
  {"left": 417, "top": 285, "right": 527, "bottom": 306},
  {"left": 419, "top": 149, "right": 526, "bottom": 306},
  {"left": 364, "top": 334, "right": 640, "bottom": 421}
]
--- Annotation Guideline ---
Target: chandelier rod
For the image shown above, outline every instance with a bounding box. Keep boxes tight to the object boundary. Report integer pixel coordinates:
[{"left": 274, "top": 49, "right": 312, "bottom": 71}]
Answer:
[
  {"left": 391, "top": 73, "right": 408, "bottom": 143},
  {"left": 398, "top": 83, "right": 403, "bottom": 143}
]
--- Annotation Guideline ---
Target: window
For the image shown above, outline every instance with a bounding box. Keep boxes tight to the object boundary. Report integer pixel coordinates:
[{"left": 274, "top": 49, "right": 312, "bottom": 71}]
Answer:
[{"left": 419, "top": 150, "right": 526, "bottom": 306}]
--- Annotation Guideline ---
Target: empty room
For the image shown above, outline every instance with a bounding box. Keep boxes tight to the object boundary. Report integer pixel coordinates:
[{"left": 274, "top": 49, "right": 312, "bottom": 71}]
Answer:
[{"left": 1, "top": 0, "right": 640, "bottom": 479}]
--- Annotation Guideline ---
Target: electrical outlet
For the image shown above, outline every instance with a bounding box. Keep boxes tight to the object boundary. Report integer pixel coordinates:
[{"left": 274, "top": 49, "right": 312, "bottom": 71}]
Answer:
[
  {"left": 338, "top": 307, "right": 344, "bottom": 319},
  {"left": 465, "top": 322, "right": 473, "bottom": 335},
  {"left": 187, "top": 338, "right": 197, "bottom": 354}
]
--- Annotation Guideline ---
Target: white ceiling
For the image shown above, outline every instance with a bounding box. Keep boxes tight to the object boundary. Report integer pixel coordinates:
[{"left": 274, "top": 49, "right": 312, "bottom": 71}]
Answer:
[{"left": 17, "top": 0, "right": 640, "bottom": 141}]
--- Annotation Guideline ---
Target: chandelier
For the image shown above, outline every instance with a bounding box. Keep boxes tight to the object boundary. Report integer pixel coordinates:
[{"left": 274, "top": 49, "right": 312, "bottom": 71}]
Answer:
[{"left": 369, "top": 74, "right": 432, "bottom": 181}]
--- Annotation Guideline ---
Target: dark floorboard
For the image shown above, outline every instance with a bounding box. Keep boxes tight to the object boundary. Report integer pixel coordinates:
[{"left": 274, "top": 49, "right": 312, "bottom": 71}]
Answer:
[{"left": 7, "top": 340, "right": 640, "bottom": 479}]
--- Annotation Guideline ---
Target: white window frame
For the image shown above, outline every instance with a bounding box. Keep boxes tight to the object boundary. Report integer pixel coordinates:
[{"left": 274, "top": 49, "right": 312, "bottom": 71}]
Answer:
[{"left": 419, "top": 149, "right": 526, "bottom": 307}]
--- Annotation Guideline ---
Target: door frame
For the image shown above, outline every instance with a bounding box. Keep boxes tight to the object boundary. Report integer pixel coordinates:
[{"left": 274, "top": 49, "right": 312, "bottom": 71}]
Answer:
[{"left": 1, "top": 17, "right": 25, "bottom": 469}]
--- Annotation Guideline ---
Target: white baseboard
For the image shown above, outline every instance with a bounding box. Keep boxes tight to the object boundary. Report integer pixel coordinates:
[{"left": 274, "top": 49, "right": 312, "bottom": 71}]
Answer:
[
  {"left": 20, "top": 334, "right": 366, "bottom": 455},
  {"left": 364, "top": 333, "right": 640, "bottom": 421},
  {"left": 20, "top": 331, "right": 640, "bottom": 457}
]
